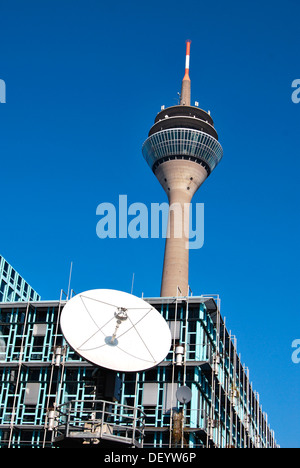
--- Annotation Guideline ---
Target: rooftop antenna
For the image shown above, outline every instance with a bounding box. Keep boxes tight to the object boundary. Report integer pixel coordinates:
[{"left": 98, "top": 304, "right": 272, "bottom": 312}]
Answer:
[{"left": 67, "top": 261, "right": 73, "bottom": 300}]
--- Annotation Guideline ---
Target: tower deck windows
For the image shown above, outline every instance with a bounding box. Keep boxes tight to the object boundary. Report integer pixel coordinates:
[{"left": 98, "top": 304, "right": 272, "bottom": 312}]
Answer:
[{"left": 142, "top": 128, "right": 223, "bottom": 175}]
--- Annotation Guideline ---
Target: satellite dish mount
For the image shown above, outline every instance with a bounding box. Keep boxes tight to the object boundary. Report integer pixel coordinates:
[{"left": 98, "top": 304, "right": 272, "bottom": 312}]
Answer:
[{"left": 107, "top": 307, "right": 129, "bottom": 346}]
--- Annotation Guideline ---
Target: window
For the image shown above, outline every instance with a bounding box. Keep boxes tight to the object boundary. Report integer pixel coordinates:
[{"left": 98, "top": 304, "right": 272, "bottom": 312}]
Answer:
[
  {"left": 163, "top": 383, "right": 178, "bottom": 412},
  {"left": 10, "top": 269, "right": 15, "bottom": 284},
  {"left": 33, "top": 324, "right": 47, "bottom": 336},
  {"left": 0, "top": 280, "right": 6, "bottom": 301},
  {"left": 143, "top": 383, "right": 159, "bottom": 406},
  {"left": 24, "top": 383, "right": 41, "bottom": 405},
  {"left": 3, "top": 261, "right": 8, "bottom": 277},
  {"left": 7, "top": 287, "right": 14, "bottom": 301}
]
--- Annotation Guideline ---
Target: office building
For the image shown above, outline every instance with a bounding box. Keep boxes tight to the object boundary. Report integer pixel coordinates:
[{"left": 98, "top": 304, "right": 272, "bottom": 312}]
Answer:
[
  {"left": 0, "top": 255, "right": 40, "bottom": 303},
  {"left": 0, "top": 296, "right": 277, "bottom": 448}
]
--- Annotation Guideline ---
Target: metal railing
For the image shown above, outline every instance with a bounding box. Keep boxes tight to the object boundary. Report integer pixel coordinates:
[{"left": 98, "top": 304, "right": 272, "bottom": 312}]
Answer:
[{"left": 50, "top": 399, "right": 146, "bottom": 448}]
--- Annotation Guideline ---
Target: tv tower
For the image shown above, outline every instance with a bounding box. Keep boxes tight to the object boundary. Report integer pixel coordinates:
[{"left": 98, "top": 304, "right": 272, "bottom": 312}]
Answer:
[{"left": 142, "top": 41, "right": 223, "bottom": 297}]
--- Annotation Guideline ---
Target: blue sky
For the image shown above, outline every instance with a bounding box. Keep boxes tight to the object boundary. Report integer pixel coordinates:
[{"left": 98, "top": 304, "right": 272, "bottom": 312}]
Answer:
[{"left": 0, "top": 0, "right": 299, "bottom": 447}]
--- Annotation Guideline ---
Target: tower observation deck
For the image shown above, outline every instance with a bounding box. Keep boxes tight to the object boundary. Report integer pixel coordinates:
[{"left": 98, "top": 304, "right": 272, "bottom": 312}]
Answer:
[{"left": 142, "top": 41, "right": 223, "bottom": 297}]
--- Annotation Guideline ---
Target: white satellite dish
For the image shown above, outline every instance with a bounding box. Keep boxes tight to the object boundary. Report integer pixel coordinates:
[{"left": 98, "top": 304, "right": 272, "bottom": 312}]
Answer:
[{"left": 60, "top": 289, "right": 172, "bottom": 372}]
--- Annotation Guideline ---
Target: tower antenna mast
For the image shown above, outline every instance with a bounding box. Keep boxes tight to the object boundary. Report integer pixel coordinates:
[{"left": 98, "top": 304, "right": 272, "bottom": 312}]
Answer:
[{"left": 180, "top": 40, "right": 191, "bottom": 106}]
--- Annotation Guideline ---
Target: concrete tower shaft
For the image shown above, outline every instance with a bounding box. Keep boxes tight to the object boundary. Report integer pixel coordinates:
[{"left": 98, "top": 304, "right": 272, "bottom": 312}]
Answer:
[
  {"left": 142, "top": 42, "right": 223, "bottom": 297},
  {"left": 155, "top": 159, "right": 208, "bottom": 296}
]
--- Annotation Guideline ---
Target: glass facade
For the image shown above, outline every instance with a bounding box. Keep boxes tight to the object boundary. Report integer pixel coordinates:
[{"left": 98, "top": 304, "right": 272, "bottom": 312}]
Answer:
[
  {"left": 0, "top": 297, "right": 278, "bottom": 448},
  {"left": 0, "top": 255, "right": 40, "bottom": 303},
  {"left": 142, "top": 128, "right": 223, "bottom": 173}
]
